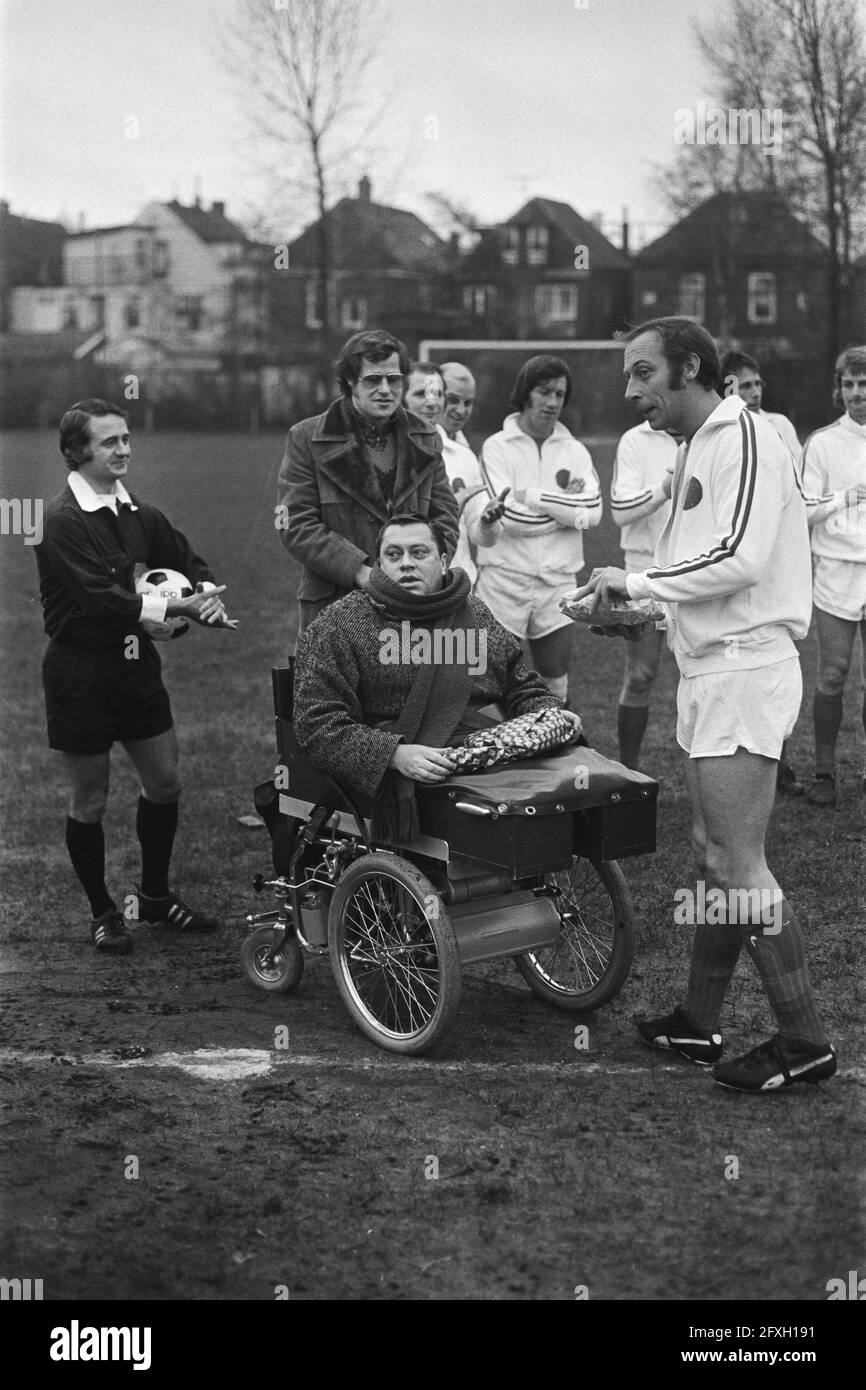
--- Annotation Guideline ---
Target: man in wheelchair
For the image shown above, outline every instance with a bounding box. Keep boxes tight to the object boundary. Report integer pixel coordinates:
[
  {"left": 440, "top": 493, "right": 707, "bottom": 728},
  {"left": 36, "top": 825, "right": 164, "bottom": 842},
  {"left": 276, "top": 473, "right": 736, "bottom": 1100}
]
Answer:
[
  {"left": 248, "top": 515, "right": 655, "bottom": 1052},
  {"left": 292, "top": 513, "right": 583, "bottom": 842}
]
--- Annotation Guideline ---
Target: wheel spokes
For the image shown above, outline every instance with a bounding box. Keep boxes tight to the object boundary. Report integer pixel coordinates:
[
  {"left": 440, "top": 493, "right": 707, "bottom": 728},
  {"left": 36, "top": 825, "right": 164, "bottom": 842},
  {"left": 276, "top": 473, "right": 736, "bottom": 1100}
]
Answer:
[
  {"left": 341, "top": 874, "right": 441, "bottom": 1035},
  {"left": 531, "top": 864, "right": 617, "bottom": 992}
]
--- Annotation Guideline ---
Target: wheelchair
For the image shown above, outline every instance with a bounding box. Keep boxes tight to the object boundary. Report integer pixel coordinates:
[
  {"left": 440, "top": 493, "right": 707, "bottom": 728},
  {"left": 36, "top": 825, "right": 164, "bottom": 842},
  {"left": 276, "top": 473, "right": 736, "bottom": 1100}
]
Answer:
[{"left": 241, "top": 665, "right": 658, "bottom": 1055}]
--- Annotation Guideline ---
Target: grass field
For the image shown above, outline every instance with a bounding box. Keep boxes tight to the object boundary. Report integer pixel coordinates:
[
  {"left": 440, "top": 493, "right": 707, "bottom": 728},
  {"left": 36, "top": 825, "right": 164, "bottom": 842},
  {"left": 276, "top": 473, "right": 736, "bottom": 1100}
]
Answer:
[{"left": 0, "top": 428, "right": 863, "bottom": 1305}]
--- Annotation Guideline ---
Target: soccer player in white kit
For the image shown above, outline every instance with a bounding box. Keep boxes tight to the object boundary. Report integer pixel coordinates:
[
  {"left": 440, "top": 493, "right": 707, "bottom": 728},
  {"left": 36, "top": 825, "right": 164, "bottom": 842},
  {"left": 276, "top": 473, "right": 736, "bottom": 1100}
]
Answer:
[
  {"left": 475, "top": 355, "right": 602, "bottom": 704},
  {"left": 404, "top": 361, "right": 485, "bottom": 585},
  {"left": 720, "top": 349, "right": 806, "bottom": 796},
  {"left": 610, "top": 421, "right": 677, "bottom": 767},
  {"left": 799, "top": 345, "right": 866, "bottom": 806},
  {"left": 568, "top": 317, "right": 835, "bottom": 1093}
]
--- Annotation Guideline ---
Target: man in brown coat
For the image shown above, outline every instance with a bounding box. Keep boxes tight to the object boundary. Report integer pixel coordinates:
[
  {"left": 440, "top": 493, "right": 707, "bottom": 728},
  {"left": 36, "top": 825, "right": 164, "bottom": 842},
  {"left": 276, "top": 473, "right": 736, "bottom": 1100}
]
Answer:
[{"left": 277, "top": 329, "right": 459, "bottom": 636}]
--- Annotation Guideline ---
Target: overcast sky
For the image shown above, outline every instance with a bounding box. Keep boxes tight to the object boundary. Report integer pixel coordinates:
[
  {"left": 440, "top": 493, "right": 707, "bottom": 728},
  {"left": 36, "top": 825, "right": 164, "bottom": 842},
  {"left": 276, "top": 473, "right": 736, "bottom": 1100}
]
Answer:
[{"left": 1, "top": 0, "right": 716, "bottom": 246}]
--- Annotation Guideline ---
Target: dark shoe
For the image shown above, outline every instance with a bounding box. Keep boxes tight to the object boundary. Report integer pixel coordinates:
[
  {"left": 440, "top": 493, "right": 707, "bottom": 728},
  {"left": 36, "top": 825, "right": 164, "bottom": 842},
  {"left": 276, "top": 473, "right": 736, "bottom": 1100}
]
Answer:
[
  {"left": 776, "top": 761, "right": 805, "bottom": 796},
  {"left": 637, "top": 1005, "right": 722, "bottom": 1066},
  {"left": 91, "top": 909, "right": 133, "bottom": 954},
  {"left": 712, "top": 1034, "right": 836, "bottom": 1092},
  {"left": 806, "top": 776, "right": 836, "bottom": 807},
  {"left": 138, "top": 891, "right": 219, "bottom": 933}
]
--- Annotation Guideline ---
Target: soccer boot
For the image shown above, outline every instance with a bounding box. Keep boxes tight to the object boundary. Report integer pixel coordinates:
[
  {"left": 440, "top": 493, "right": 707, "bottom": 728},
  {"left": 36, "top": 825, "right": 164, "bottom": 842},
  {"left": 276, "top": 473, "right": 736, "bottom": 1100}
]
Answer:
[
  {"left": 91, "top": 909, "right": 133, "bottom": 954},
  {"left": 712, "top": 1034, "right": 837, "bottom": 1092},
  {"left": 138, "top": 890, "right": 220, "bottom": 933},
  {"left": 806, "top": 775, "right": 836, "bottom": 807},
  {"left": 637, "top": 1005, "right": 723, "bottom": 1066},
  {"left": 776, "top": 759, "right": 805, "bottom": 797}
]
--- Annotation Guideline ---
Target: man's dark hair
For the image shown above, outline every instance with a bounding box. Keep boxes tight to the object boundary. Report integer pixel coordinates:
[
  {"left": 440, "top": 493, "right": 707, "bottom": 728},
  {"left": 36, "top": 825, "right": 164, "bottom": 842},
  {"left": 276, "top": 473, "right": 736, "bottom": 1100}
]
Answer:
[
  {"left": 59, "top": 399, "right": 129, "bottom": 470},
  {"left": 833, "top": 345, "right": 866, "bottom": 410},
  {"left": 618, "top": 317, "right": 722, "bottom": 392},
  {"left": 375, "top": 512, "right": 448, "bottom": 559},
  {"left": 720, "top": 350, "right": 760, "bottom": 382},
  {"left": 509, "top": 355, "right": 573, "bottom": 412},
  {"left": 336, "top": 330, "right": 410, "bottom": 398}
]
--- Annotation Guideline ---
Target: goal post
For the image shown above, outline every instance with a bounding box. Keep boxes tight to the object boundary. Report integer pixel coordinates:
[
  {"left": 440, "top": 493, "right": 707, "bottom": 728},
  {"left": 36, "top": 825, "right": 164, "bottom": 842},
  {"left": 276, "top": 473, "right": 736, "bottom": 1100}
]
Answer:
[{"left": 418, "top": 339, "right": 634, "bottom": 442}]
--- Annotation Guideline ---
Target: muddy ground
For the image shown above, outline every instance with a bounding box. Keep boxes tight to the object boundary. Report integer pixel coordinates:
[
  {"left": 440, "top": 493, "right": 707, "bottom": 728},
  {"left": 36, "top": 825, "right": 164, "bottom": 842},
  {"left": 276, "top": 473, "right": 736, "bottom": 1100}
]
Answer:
[{"left": 1, "top": 920, "right": 861, "bottom": 1305}]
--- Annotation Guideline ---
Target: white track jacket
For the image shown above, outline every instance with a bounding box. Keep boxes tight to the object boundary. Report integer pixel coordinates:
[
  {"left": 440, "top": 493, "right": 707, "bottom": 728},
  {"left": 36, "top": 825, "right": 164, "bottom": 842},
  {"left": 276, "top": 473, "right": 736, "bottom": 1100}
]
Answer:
[
  {"left": 626, "top": 396, "right": 812, "bottom": 676},
  {"left": 799, "top": 413, "right": 866, "bottom": 563},
  {"left": 477, "top": 414, "right": 602, "bottom": 580},
  {"left": 610, "top": 421, "right": 676, "bottom": 568}
]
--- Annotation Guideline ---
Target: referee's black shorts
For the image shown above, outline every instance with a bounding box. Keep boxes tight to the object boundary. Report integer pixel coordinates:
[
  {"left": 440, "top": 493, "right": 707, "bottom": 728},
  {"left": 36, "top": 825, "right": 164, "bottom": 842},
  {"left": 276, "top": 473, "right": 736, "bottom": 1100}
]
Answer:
[{"left": 42, "top": 639, "right": 173, "bottom": 755}]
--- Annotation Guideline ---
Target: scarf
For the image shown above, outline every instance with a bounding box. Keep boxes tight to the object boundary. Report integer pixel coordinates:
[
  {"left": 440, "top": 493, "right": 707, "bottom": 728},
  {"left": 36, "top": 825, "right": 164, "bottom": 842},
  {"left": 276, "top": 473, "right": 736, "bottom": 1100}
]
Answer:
[{"left": 367, "top": 567, "right": 474, "bottom": 842}]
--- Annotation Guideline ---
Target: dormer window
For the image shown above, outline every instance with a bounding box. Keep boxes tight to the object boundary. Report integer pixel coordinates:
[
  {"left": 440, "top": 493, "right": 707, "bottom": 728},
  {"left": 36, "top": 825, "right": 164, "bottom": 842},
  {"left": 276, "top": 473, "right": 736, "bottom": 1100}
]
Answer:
[
  {"left": 526, "top": 225, "right": 549, "bottom": 266},
  {"left": 747, "top": 272, "right": 777, "bottom": 325},
  {"left": 502, "top": 226, "right": 520, "bottom": 266}
]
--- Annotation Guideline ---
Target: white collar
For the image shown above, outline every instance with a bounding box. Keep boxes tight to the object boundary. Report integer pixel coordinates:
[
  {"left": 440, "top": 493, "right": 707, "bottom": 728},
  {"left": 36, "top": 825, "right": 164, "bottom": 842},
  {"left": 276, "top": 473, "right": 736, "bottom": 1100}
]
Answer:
[
  {"left": 501, "top": 412, "right": 571, "bottom": 442},
  {"left": 68, "top": 471, "right": 137, "bottom": 513},
  {"left": 840, "top": 412, "right": 866, "bottom": 438}
]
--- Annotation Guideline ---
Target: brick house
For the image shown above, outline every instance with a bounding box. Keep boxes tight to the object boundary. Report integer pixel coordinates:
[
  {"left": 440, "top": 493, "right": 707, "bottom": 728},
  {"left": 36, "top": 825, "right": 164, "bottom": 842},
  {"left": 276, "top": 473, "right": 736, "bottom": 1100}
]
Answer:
[
  {"left": 268, "top": 176, "right": 456, "bottom": 365},
  {"left": 0, "top": 201, "right": 66, "bottom": 332},
  {"left": 455, "top": 197, "right": 631, "bottom": 341},
  {"left": 633, "top": 190, "right": 832, "bottom": 429}
]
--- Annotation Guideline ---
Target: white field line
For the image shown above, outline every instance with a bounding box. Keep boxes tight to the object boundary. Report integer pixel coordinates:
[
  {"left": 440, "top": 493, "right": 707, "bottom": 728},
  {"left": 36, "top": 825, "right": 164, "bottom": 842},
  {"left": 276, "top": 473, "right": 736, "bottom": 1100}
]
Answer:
[{"left": 0, "top": 1048, "right": 862, "bottom": 1083}]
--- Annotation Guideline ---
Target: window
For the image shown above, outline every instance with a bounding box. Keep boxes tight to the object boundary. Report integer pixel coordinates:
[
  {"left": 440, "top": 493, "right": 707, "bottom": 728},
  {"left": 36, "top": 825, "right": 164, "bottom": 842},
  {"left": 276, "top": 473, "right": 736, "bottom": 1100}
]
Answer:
[
  {"left": 747, "top": 272, "right": 777, "bottom": 325},
  {"left": 677, "top": 273, "right": 705, "bottom": 322},
  {"left": 63, "top": 301, "right": 79, "bottom": 330},
  {"left": 305, "top": 279, "right": 324, "bottom": 329},
  {"left": 526, "top": 225, "right": 549, "bottom": 266},
  {"left": 176, "top": 295, "right": 203, "bottom": 330},
  {"left": 463, "top": 285, "right": 492, "bottom": 317},
  {"left": 153, "top": 241, "right": 170, "bottom": 277},
  {"left": 135, "top": 238, "right": 148, "bottom": 270},
  {"left": 502, "top": 226, "right": 520, "bottom": 266},
  {"left": 341, "top": 295, "right": 367, "bottom": 330},
  {"left": 125, "top": 298, "right": 140, "bottom": 329},
  {"left": 534, "top": 284, "right": 577, "bottom": 322},
  {"left": 640, "top": 289, "right": 658, "bottom": 309}
]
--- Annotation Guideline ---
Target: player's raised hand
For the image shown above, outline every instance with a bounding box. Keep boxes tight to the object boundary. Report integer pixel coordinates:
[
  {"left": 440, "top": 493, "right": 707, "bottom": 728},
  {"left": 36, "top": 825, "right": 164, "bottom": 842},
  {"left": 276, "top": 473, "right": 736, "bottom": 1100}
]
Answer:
[{"left": 480, "top": 487, "right": 510, "bottom": 527}]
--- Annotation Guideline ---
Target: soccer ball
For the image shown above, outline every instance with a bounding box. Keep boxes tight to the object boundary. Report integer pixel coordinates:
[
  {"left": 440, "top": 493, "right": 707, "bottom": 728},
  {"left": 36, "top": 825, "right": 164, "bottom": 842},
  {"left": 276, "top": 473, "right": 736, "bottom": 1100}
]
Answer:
[{"left": 135, "top": 567, "right": 193, "bottom": 640}]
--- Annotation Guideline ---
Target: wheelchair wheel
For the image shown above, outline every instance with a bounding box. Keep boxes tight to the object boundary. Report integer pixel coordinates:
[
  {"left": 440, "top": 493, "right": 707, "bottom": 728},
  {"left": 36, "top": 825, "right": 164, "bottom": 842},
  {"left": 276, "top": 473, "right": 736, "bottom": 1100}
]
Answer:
[
  {"left": 328, "top": 854, "right": 461, "bottom": 1055},
  {"left": 515, "top": 856, "right": 635, "bottom": 1012},
  {"left": 241, "top": 924, "right": 305, "bottom": 994}
]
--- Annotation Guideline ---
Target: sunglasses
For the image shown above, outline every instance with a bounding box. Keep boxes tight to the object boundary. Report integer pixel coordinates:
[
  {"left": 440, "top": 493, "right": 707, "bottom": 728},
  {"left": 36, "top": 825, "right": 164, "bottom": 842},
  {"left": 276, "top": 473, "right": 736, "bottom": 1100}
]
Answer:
[{"left": 358, "top": 374, "right": 405, "bottom": 389}]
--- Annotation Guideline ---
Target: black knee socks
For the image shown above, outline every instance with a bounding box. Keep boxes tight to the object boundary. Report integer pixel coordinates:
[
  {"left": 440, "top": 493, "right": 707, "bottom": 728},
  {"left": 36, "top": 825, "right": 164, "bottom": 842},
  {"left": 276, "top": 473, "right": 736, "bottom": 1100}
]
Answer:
[
  {"left": 65, "top": 817, "right": 115, "bottom": 919},
  {"left": 136, "top": 796, "right": 179, "bottom": 900}
]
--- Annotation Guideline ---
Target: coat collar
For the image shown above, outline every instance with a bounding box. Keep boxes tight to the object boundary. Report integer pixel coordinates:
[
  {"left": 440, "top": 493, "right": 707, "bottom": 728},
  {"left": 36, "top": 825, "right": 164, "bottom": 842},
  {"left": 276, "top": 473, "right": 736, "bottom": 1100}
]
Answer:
[{"left": 310, "top": 398, "right": 443, "bottom": 520}]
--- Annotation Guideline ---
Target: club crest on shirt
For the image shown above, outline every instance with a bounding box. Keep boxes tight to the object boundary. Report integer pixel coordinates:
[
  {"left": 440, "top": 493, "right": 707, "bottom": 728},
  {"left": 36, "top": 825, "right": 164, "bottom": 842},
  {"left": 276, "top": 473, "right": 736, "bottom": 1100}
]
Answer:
[{"left": 683, "top": 476, "right": 703, "bottom": 510}]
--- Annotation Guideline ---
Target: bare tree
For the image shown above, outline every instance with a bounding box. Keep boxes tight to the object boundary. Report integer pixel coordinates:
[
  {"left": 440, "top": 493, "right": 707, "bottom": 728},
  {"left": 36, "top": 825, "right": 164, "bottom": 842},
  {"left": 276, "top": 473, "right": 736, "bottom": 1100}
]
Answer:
[
  {"left": 424, "top": 193, "right": 482, "bottom": 247},
  {"left": 221, "top": 0, "right": 392, "bottom": 340},
  {"left": 668, "top": 0, "right": 866, "bottom": 361}
]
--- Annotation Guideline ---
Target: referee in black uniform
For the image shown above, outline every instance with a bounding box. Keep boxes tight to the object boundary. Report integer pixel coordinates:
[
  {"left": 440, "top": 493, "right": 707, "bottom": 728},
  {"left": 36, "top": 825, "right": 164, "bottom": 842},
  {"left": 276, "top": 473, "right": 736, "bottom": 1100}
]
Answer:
[{"left": 36, "top": 399, "right": 236, "bottom": 954}]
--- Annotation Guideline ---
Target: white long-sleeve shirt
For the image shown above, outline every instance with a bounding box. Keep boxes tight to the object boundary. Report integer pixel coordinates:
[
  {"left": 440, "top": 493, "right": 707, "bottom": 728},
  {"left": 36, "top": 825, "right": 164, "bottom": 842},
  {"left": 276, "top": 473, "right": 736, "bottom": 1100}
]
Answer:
[
  {"left": 799, "top": 413, "right": 866, "bottom": 563},
  {"left": 625, "top": 396, "right": 812, "bottom": 676},
  {"left": 475, "top": 414, "right": 602, "bottom": 580},
  {"left": 610, "top": 421, "right": 676, "bottom": 569},
  {"left": 437, "top": 425, "right": 484, "bottom": 585},
  {"left": 759, "top": 409, "right": 800, "bottom": 459}
]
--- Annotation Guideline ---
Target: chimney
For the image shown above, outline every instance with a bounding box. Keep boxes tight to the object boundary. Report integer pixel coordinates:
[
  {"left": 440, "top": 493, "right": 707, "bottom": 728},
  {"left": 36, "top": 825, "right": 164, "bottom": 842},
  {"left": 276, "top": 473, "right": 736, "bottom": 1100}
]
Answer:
[
  {"left": 212, "top": 200, "right": 225, "bottom": 216},
  {"left": 621, "top": 205, "right": 630, "bottom": 254},
  {"left": 358, "top": 175, "right": 372, "bottom": 202},
  {"left": 0, "top": 199, "right": 9, "bottom": 217}
]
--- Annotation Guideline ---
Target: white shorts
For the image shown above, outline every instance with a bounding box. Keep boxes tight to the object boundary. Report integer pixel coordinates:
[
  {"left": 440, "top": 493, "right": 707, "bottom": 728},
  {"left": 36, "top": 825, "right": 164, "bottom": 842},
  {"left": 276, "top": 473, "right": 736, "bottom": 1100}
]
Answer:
[
  {"left": 812, "top": 555, "right": 866, "bottom": 623},
  {"left": 676, "top": 657, "right": 802, "bottom": 760},
  {"left": 474, "top": 566, "right": 575, "bottom": 641}
]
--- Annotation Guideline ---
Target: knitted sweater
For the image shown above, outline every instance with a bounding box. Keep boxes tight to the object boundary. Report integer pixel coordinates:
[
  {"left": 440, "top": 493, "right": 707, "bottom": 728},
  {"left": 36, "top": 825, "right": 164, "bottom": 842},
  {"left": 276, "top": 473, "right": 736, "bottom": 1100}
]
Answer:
[{"left": 294, "top": 589, "right": 557, "bottom": 798}]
